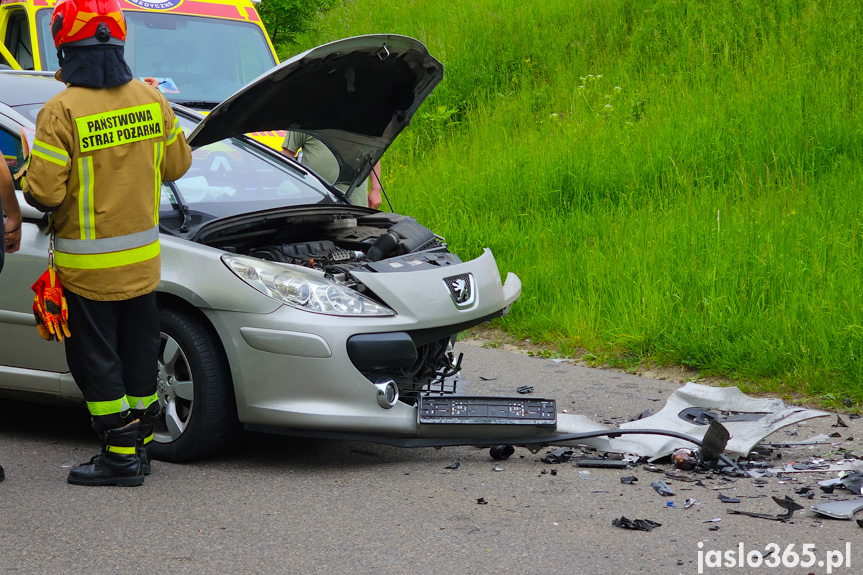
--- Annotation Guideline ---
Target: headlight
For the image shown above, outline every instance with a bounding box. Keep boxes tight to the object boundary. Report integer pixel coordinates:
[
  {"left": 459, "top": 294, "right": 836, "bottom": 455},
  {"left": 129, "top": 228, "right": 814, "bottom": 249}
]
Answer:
[{"left": 222, "top": 255, "right": 395, "bottom": 317}]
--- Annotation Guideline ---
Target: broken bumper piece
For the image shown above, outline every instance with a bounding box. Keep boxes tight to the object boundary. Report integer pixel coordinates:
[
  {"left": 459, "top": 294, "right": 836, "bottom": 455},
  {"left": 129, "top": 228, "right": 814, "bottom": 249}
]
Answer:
[{"left": 550, "top": 383, "right": 829, "bottom": 459}]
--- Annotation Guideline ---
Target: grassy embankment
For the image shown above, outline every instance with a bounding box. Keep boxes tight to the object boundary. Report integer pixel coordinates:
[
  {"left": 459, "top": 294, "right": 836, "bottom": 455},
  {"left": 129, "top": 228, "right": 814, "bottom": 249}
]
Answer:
[{"left": 277, "top": 0, "right": 863, "bottom": 408}]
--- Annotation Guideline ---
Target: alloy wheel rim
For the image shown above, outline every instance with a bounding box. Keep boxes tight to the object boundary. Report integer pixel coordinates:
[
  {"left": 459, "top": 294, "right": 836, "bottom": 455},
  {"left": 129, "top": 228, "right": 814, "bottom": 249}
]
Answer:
[{"left": 155, "top": 332, "right": 195, "bottom": 443}]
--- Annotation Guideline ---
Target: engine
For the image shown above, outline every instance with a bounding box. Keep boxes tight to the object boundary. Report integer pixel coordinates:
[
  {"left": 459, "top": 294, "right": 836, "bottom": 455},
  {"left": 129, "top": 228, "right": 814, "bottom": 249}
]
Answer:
[{"left": 247, "top": 213, "right": 443, "bottom": 274}]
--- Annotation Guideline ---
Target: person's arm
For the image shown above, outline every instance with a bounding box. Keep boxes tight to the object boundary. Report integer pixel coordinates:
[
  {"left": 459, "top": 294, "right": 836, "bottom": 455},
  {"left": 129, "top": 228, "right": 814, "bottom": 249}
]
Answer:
[
  {"left": 21, "top": 107, "right": 71, "bottom": 213},
  {"left": 281, "top": 131, "right": 301, "bottom": 160},
  {"left": 1, "top": 166, "right": 20, "bottom": 253},
  {"left": 368, "top": 161, "right": 382, "bottom": 209},
  {"left": 161, "top": 100, "right": 192, "bottom": 182}
]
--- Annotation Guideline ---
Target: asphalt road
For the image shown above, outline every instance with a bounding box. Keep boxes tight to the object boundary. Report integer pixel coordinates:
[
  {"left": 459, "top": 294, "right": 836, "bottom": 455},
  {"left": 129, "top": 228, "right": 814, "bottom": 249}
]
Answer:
[{"left": 1, "top": 342, "right": 860, "bottom": 575}]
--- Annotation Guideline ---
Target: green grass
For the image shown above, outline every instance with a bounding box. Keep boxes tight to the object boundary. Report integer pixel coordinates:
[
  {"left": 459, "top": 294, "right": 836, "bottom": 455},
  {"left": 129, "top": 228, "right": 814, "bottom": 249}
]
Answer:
[{"left": 278, "top": 0, "right": 863, "bottom": 408}]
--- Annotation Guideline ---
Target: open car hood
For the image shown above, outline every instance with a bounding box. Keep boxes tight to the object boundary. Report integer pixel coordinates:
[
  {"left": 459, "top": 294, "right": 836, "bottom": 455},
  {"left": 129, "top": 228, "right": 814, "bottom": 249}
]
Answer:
[{"left": 186, "top": 35, "right": 443, "bottom": 194}]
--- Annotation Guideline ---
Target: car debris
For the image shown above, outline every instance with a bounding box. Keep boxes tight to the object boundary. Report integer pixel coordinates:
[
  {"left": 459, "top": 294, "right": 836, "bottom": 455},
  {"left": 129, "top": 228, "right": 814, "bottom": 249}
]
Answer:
[
  {"left": 833, "top": 415, "right": 849, "bottom": 428},
  {"left": 684, "top": 498, "right": 697, "bottom": 508},
  {"left": 445, "top": 461, "right": 460, "bottom": 470},
  {"left": 620, "top": 476, "right": 638, "bottom": 484},
  {"left": 671, "top": 448, "right": 699, "bottom": 470},
  {"left": 561, "top": 383, "right": 829, "bottom": 460},
  {"left": 611, "top": 516, "right": 662, "bottom": 531},
  {"left": 794, "top": 486, "right": 815, "bottom": 499},
  {"left": 575, "top": 458, "right": 630, "bottom": 469},
  {"left": 490, "top": 445, "right": 515, "bottom": 461},
  {"left": 516, "top": 386, "right": 534, "bottom": 394},
  {"left": 717, "top": 493, "right": 740, "bottom": 503},
  {"left": 817, "top": 471, "right": 863, "bottom": 495},
  {"left": 810, "top": 498, "right": 863, "bottom": 520},
  {"left": 651, "top": 480, "right": 675, "bottom": 496},
  {"left": 541, "top": 447, "right": 575, "bottom": 464},
  {"left": 476, "top": 497, "right": 488, "bottom": 505},
  {"left": 726, "top": 496, "right": 804, "bottom": 522}
]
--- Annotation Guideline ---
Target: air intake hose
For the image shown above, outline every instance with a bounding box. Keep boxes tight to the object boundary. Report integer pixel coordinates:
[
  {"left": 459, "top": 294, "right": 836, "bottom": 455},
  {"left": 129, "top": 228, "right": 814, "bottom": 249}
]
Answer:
[{"left": 367, "top": 230, "right": 400, "bottom": 262}]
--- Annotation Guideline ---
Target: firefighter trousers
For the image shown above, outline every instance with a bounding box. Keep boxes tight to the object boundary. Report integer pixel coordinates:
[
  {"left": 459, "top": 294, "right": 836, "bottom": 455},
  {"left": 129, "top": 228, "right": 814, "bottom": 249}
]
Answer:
[{"left": 64, "top": 291, "right": 160, "bottom": 433}]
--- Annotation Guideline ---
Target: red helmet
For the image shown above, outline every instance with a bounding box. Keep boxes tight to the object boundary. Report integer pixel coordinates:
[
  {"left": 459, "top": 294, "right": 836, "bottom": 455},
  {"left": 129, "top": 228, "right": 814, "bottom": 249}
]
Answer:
[{"left": 51, "top": 0, "right": 127, "bottom": 49}]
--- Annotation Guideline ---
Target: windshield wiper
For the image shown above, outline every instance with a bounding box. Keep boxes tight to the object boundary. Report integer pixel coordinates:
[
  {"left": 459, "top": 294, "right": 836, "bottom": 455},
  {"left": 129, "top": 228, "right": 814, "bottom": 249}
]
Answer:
[{"left": 159, "top": 181, "right": 193, "bottom": 234}]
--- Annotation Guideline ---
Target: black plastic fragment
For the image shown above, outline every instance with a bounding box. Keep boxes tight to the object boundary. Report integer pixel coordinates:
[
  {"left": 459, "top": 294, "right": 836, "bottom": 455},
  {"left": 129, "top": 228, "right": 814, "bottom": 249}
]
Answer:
[
  {"left": 717, "top": 493, "right": 740, "bottom": 503},
  {"left": 620, "top": 476, "right": 638, "bottom": 484},
  {"left": 794, "top": 486, "right": 815, "bottom": 499},
  {"left": 0, "top": 464, "right": 4, "bottom": 483},
  {"left": 651, "top": 480, "right": 675, "bottom": 496},
  {"left": 611, "top": 516, "right": 661, "bottom": 531},
  {"left": 708, "top": 525, "right": 720, "bottom": 531},
  {"left": 701, "top": 420, "right": 731, "bottom": 462},
  {"left": 476, "top": 497, "right": 488, "bottom": 505},
  {"left": 490, "top": 445, "right": 515, "bottom": 461},
  {"left": 541, "top": 447, "right": 575, "bottom": 464},
  {"left": 576, "top": 458, "right": 630, "bottom": 469},
  {"left": 516, "top": 385, "right": 534, "bottom": 394},
  {"left": 726, "top": 495, "right": 804, "bottom": 521},
  {"left": 857, "top": 519, "right": 863, "bottom": 528},
  {"left": 445, "top": 461, "right": 460, "bottom": 470},
  {"left": 841, "top": 472, "right": 863, "bottom": 496},
  {"left": 833, "top": 415, "right": 849, "bottom": 428}
]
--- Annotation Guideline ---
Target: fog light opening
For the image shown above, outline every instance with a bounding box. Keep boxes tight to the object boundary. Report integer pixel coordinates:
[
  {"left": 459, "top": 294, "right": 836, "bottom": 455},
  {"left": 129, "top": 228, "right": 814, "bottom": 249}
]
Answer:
[{"left": 374, "top": 378, "right": 399, "bottom": 409}]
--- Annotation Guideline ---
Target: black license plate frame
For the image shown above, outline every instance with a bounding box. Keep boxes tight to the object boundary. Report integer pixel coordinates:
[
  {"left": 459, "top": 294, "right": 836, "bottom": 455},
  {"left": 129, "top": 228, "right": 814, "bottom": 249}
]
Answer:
[{"left": 418, "top": 396, "right": 557, "bottom": 426}]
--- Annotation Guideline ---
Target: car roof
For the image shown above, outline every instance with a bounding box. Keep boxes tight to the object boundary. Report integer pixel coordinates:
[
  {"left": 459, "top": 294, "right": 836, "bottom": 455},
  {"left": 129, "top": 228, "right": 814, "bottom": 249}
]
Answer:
[{"left": 0, "top": 71, "right": 64, "bottom": 107}]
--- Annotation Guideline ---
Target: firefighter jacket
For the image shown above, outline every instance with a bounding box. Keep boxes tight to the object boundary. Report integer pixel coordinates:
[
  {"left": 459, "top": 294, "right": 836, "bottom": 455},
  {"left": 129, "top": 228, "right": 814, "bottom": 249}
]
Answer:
[{"left": 23, "top": 78, "right": 191, "bottom": 301}]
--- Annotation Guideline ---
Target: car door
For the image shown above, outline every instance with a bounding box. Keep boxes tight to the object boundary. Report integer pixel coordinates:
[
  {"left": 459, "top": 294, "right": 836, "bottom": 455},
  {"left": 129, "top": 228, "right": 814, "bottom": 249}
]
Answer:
[{"left": 0, "top": 114, "right": 67, "bottom": 389}]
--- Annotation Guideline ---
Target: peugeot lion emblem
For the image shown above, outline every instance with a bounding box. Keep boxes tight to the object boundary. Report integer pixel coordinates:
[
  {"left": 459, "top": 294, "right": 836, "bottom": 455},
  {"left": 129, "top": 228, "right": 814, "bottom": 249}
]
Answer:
[{"left": 443, "top": 273, "right": 475, "bottom": 309}]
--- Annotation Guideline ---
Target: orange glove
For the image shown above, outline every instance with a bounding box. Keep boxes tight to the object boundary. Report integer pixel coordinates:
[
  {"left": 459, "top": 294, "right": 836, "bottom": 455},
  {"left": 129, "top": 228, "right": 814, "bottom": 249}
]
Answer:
[{"left": 31, "top": 267, "right": 71, "bottom": 342}]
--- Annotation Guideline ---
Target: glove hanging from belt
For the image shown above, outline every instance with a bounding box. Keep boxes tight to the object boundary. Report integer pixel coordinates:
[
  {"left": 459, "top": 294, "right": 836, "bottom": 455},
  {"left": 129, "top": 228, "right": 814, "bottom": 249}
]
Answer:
[{"left": 31, "top": 266, "right": 71, "bottom": 342}]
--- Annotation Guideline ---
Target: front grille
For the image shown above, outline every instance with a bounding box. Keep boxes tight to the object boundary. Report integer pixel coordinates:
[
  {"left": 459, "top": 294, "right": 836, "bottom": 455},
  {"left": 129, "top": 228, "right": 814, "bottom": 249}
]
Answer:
[{"left": 443, "top": 273, "right": 474, "bottom": 309}]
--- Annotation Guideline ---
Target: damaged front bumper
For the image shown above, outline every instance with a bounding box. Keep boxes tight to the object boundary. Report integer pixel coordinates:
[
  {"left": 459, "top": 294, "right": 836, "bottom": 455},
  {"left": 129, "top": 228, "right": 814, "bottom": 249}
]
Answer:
[{"left": 248, "top": 383, "right": 829, "bottom": 466}]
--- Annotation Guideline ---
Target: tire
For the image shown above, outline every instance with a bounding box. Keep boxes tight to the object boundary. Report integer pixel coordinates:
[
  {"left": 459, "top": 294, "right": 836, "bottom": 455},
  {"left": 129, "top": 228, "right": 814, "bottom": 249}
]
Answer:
[{"left": 150, "top": 305, "right": 239, "bottom": 462}]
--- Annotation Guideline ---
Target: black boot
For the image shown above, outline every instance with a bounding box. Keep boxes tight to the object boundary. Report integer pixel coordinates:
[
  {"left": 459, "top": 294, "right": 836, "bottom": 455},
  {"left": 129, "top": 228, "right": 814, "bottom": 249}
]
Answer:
[
  {"left": 132, "top": 403, "right": 161, "bottom": 476},
  {"left": 67, "top": 420, "right": 144, "bottom": 486}
]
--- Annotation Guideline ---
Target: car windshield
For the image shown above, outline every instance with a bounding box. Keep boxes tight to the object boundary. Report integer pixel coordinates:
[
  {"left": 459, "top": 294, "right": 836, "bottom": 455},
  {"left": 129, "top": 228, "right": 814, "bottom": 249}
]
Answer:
[
  {"left": 36, "top": 10, "right": 276, "bottom": 105},
  {"left": 161, "top": 114, "right": 343, "bottom": 221}
]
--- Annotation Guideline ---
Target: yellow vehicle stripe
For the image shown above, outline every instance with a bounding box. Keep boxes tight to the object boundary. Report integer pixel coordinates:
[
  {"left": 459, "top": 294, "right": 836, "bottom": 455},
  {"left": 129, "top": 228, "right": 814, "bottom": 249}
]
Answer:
[
  {"left": 0, "top": 43, "right": 21, "bottom": 70},
  {"left": 54, "top": 239, "right": 160, "bottom": 270}
]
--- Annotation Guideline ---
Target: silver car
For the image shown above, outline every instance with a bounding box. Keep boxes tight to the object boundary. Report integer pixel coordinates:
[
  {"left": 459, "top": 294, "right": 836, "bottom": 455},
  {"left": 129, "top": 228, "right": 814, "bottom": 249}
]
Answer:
[{"left": 0, "top": 36, "right": 524, "bottom": 461}]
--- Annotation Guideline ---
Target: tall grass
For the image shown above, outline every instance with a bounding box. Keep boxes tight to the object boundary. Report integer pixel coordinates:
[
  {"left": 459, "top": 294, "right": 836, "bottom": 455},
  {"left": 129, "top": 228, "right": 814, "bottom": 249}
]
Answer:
[{"left": 282, "top": 0, "right": 863, "bottom": 405}]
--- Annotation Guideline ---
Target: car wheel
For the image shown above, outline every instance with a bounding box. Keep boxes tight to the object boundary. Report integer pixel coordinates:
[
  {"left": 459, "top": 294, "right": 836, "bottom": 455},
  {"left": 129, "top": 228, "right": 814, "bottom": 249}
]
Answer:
[{"left": 151, "top": 306, "right": 239, "bottom": 462}]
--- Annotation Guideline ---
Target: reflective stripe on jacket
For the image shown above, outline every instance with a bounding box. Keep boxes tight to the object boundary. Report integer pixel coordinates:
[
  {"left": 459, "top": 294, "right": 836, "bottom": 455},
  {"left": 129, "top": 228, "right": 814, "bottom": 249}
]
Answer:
[{"left": 23, "top": 79, "right": 191, "bottom": 301}]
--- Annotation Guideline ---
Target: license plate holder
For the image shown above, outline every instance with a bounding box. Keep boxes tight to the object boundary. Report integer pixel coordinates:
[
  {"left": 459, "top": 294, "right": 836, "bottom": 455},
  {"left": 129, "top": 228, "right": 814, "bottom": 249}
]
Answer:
[{"left": 419, "top": 396, "right": 557, "bottom": 426}]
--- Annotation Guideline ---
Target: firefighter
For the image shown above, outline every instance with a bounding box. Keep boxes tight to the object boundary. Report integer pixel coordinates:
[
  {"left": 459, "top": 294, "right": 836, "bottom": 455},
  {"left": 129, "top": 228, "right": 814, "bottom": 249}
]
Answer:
[{"left": 20, "top": 0, "right": 192, "bottom": 486}]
